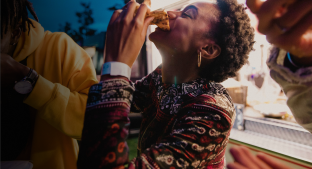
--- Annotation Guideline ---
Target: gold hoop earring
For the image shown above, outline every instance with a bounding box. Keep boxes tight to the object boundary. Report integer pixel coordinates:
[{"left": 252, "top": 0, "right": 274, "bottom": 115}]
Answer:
[{"left": 198, "top": 52, "right": 202, "bottom": 67}]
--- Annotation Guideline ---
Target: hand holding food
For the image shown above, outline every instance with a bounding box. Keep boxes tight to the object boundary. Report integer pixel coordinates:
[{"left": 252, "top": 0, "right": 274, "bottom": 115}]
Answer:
[
  {"left": 104, "top": 0, "right": 155, "bottom": 68},
  {"left": 134, "top": 5, "right": 170, "bottom": 31}
]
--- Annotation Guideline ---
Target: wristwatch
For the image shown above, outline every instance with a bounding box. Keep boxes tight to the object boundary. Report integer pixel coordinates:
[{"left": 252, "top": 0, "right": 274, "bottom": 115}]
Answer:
[{"left": 14, "top": 68, "right": 39, "bottom": 95}]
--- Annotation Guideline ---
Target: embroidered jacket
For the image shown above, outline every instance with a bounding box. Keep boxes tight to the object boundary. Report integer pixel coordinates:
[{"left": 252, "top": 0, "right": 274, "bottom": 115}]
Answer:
[{"left": 78, "top": 66, "right": 236, "bottom": 169}]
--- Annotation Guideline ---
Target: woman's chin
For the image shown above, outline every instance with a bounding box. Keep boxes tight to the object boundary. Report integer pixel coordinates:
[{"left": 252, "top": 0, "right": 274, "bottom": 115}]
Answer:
[
  {"left": 148, "top": 31, "right": 164, "bottom": 44},
  {"left": 148, "top": 31, "right": 157, "bottom": 42}
]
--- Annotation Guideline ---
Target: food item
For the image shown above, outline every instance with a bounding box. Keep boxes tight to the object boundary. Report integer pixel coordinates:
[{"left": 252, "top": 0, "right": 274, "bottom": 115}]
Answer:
[
  {"left": 134, "top": 1, "right": 170, "bottom": 31},
  {"left": 146, "top": 10, "right": 170, "bottom": 31}
]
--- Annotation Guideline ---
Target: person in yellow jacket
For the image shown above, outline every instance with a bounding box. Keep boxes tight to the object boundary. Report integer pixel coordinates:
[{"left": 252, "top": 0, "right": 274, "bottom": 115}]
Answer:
[{"left": 1, "top": 0, "right": 98, "bottom": 169}]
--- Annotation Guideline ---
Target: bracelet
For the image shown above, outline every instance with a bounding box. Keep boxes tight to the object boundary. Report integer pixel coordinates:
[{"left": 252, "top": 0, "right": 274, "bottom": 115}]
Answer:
[
  {"left": 287, "top": 52, "right": 300, "bottom": 68},
  {"left": 102, "top": 62, "right": 131, "bottom": 79}
]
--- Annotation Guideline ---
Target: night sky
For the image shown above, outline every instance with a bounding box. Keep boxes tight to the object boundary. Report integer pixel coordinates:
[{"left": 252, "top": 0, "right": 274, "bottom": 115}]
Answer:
[{"left": 28, "top": 0, "right": 125, "bottom": 33}]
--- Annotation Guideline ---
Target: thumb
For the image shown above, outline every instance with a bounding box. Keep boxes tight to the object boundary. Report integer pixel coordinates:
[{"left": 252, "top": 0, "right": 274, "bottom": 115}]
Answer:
[
  {"left": 246, "top": 0, "right": 263, "bottom": 13},
  {"left": 257, "top": 153, "right": 291, "bottom": 169},
  {"left": 142, "top": 16, "right": 154, "bottom": 35}
]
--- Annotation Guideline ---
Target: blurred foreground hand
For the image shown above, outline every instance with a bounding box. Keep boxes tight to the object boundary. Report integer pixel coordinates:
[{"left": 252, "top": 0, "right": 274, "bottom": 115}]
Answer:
[
  {"left": 246, "top": 0, "right": 312, "bottom": 60},
  {"left": 227, "top": 146, "right": 292, "bottom": 169}
]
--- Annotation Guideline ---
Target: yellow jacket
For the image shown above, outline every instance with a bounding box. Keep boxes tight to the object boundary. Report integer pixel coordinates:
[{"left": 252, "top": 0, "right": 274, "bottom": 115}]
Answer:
[{"left": 12, "top": 19, "right": 98, "bottom": 169}]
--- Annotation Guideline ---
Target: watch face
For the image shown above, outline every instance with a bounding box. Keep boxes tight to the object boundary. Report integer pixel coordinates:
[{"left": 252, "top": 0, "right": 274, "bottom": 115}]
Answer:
[{"left": 14, "top": 81, "right": 33, "bottom": 94}]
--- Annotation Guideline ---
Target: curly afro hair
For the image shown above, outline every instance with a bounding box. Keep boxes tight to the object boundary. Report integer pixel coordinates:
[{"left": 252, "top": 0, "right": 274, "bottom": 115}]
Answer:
[{"left": 199, "top": 0, "right": 255, "bottom": 82}]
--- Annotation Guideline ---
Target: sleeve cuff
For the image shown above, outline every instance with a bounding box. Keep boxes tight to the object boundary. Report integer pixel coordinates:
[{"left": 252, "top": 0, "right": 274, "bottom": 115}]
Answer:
[
  {"left": 267, "top": 47, "right": 312, "bottom": 84},
  {"left": 23, "top": 75, "right": 56, "bottom": 109}
]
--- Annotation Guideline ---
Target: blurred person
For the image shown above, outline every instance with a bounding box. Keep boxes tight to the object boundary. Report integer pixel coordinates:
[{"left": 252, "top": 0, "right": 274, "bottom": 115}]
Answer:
[
  {"left": 77, "top": 0, "right": 255, "bottom": 168},
  {"left": 228, "top": 0, "right": 312, "bottom": 168},
  {"left": 249, "top": 0, "right": 312, "bottom": 133},
  {"left": 1, "top": 0, "right": 98, "bottom": 168}
]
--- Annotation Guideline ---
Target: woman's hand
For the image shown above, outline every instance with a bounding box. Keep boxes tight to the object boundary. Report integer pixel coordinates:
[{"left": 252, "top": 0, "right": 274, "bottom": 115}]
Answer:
[
  {"left": 227, "top": 146, "right": 292, "bottom": 169},
  {"left": 247, "top": 0, "right": 312, "bottom": 64},
  {"left": 104, "top": 0, "right": 154, "bottom": 68}
]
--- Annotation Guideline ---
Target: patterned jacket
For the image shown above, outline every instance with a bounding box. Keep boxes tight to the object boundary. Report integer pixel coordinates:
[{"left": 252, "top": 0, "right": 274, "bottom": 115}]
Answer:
[{"left": 78, "top": 66, "right": 236, "bottom": 169}]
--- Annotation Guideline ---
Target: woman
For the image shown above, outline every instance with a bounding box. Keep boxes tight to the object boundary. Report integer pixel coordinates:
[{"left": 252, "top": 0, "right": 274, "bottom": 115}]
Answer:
[{"left": 77, "top": 0, "right": 254, "bottom": 168}]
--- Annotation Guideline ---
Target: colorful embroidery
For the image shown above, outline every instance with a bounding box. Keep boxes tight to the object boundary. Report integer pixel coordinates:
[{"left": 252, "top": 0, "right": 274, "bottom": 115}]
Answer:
[{"left": 78, "top": 66, "right": 235, "bottom": 169}]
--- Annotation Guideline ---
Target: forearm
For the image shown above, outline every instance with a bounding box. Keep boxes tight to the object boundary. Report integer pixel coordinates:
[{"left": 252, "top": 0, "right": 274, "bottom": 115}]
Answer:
[
  {"left": 78, "top": 79, "right": 134, "bottom": 169},
  {"left": 270, "top": 70, "right": 312, "bottom": 133},
  {"left": 24, "top": 75, "right": 97, "bottom": 138}
]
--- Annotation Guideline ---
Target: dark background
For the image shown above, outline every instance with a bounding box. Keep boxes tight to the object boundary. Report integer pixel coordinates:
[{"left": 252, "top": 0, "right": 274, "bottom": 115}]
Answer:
[
  {"left": 28, "top": 0, "right": 148, "bottom": 77},
  {"left": 28, "top": 0, "right": 120, "bottom": 33}
]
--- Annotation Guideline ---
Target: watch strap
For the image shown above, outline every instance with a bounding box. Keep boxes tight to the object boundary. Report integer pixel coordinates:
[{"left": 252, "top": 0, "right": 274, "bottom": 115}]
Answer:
[
  {"left": 102, "top": 62, "right": 131, "bottom": 79},
  {"left": 28, "top": 69, "right": 39, "bottom": 85}
]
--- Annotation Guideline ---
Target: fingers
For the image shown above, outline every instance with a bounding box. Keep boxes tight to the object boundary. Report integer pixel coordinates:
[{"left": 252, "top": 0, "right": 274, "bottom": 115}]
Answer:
[
  {"left": 121, "top": 1, "right": 138, "bottom": 20},
  {"left": 109, "top": 10, "right": 122, "bottom": 26},
  {"left": 229, "top": 146, "right": 259, "bottom": 169},
  {"left": 142, "top": 16, "right": 154, "bottom": 35},
  {"left": 250, "top": 0, "right": 312, "bottom": 57},
  {"left": 276, "top": 11, "right": 312, "bottom": 43},
  {"left": 108, "top": 0, "right": 134, "bottom": 26},
  {"left": 257, "top": 153, "right": 291, "bottom": 169},
  {"left": 276, "top": 1, "right": 312, "bottom": 29},
  {"left": 240, "top": 146, "right": 270, "bottom": 169},
  {"left": 122, "top": 0, "right": 135, "bottom": 10},
  {"left": 135, "top": 3, "right": 150, "bottom": 22},
  {"left": 272, "top": 11, "right": 312, "bottom": 55},
  {"left": 246, "top": 0, "right": 263, "bottom": 13},
  {"left": 227, "top": 162, "right": 250, "bottom": 169},
  {"left": 110, "top": 2, "right": 149, "bottom": 31},
  {"left": 229, "top": 146, "right": 269, "bottom": 169},
  {"left": 142, "top": 0, "right": 151, "bottom": 7},
  {"left": 257, "top": 0, "right": 289, "bottom": 34}
]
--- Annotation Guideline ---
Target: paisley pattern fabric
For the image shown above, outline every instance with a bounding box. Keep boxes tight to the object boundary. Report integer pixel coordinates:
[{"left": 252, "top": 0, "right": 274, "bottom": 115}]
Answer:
[{"left": 78, "top": 66, "right": 235, "bottom": 169}]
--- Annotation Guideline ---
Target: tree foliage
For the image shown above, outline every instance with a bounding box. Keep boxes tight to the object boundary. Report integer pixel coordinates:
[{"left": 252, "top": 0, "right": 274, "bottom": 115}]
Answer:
[
  {"left": 59, "top": 2, "right": 96, "bottom": 43},
  {"left": 108, "top": 0, "right": 144, "bottom": 11}
]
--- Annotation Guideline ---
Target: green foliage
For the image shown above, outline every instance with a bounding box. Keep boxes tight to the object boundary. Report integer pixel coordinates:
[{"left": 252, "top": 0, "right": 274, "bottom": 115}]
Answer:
[
  {"left": 108, "top": 0, "right": 144, "bottom": 11},
  {"left": 59, "top": 2, "right": 96, "bottom": 43},
  {"left": 127, "top": 137, "right": 138, "bottom": 160}
]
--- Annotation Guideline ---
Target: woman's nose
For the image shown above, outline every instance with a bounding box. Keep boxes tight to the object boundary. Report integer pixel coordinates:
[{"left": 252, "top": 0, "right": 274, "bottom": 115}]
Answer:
[{"left": 167, "top": 11, "right": 177, "bottom": 19}]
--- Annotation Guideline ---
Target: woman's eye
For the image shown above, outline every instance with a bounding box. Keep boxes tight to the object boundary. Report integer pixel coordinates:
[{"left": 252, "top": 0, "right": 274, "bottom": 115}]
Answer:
[
  {"left": 182, "top": 9, "right": 193, "bottom": 18},
  {"left": 182, "top": 12, "right": 191, "bottom": 18}
]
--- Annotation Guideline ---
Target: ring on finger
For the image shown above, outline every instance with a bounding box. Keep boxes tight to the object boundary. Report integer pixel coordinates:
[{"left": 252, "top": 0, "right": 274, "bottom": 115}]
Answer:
[{"left": 274, "top": 23, "right": 288, "bottom": 34}]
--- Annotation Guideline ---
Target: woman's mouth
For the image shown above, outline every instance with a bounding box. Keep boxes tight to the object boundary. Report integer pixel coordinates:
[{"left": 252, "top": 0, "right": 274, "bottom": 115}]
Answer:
[{"left": 155, "top": 27, "right": 170, "bottom": 32}]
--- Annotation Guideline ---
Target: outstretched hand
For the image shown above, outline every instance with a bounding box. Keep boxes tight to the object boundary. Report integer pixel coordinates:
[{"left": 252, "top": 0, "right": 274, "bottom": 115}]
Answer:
[
  {"left": 227, "top": 146, "right": 292, "bottom": 169},
  {"left": 104, "top": 0, "right": 154, "bottom": 68},
  {"left": 247, "top": 0, "right": 312, "bottom": 61}
]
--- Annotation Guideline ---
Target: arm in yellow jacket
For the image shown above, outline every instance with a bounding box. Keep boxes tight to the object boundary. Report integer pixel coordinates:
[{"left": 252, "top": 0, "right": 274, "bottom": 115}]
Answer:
[{"left": 23, "top": 32, "right": 98, "bottom": 140}]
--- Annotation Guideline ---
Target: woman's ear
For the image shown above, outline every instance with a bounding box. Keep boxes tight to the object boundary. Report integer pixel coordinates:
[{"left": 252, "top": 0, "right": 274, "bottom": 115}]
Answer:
[{"left": 200, "top": 43, "right": 221, "bottom": 60}]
